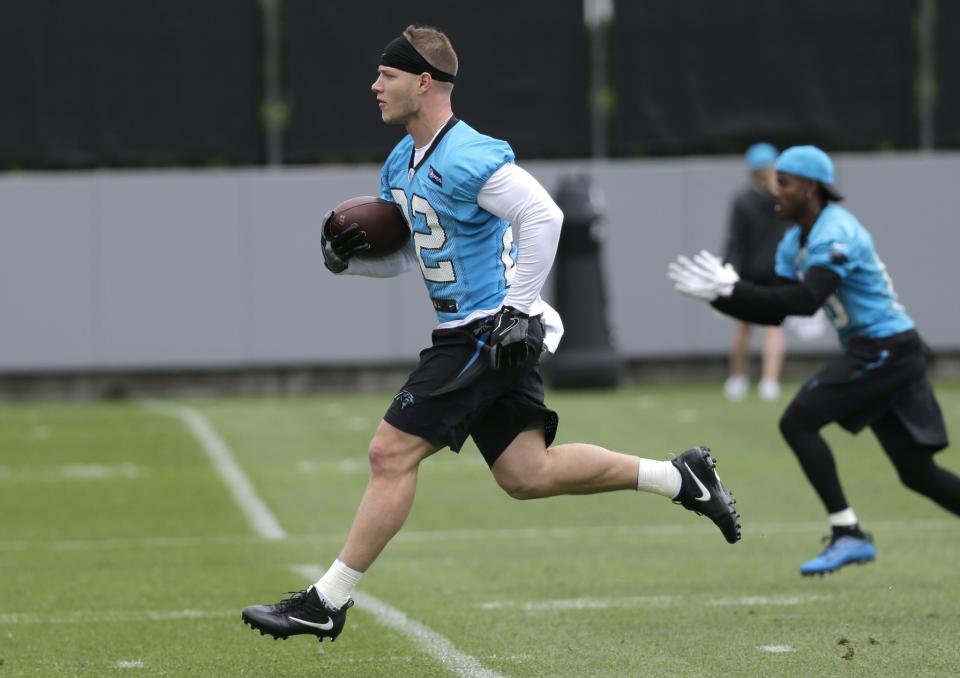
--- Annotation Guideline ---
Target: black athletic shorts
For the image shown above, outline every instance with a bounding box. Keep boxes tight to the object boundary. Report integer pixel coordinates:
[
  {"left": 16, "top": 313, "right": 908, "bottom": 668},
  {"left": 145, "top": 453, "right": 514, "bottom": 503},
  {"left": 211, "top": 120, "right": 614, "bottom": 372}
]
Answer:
[
  {"left": 790, "top": 329, "right": 948, "bottom": 451},
  {"left": 384, "top": 314, "right": 559, "bottom": 467}
]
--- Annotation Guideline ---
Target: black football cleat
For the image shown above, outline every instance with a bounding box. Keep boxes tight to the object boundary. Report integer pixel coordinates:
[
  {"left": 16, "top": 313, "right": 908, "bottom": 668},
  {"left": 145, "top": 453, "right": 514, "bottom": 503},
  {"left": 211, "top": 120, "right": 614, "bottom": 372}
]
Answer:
[
  {"left": 242, "top": 587, "right": 353, "bottom": 642},
  {"left": 671, "top": 446, "right": 741, "bottom": 544}
]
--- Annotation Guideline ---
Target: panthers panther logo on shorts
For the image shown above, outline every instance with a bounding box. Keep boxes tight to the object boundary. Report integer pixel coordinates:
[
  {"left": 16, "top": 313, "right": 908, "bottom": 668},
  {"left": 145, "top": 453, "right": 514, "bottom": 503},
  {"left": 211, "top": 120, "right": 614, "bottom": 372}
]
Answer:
[{"left": 393, "top": 390, "right": 415, "bottom": 409}]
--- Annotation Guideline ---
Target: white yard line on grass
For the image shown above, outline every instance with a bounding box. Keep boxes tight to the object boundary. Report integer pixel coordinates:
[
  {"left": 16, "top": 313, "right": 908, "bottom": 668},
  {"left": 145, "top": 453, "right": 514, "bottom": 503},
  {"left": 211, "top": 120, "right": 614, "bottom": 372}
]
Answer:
[
  {"left": 0, "top": 609, "right": 235, "bottom": 625},
  {"left": 708, "top": 594, "right": 829, "bottom": 607},
  {"left": 294, "top": 565, "right": 506, "bottom": 678},
  {"left": 0, "top": 592, "right": 825, "bottom": 626},
  {"left": 480, "top": 596, "right": 680, "bottom": 610},
  {"left": 3, "top": 517, "right": 957, "bottom": 553},
  {"left": 143, "top": 400, "right": 286, "bottom": 541},
  {"left": 387, "top": 518, "right": 960, "bottom": 543},
  {"left": 478, "top": 593, "right": 828, "bottom": 611},
  {"left": 115, "top": 660, "right": 145, "bottom": 668},
  {"left": 0, "top": 463, "right": 144, "bottom": 480}
]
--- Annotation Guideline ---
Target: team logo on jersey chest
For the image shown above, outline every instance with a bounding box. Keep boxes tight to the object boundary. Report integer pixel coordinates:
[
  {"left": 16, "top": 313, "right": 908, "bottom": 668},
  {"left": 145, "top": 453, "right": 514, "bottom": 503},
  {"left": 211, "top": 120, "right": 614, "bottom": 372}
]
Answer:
[{"left": 427, "top": 166, "right": 443, "bottom": 187}]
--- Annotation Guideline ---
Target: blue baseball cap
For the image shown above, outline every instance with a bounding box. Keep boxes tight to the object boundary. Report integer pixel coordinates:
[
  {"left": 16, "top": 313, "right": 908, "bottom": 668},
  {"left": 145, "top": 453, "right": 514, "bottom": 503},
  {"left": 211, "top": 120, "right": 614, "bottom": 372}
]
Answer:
[
  {"left": 744, "top": 142, "right": 778, "bottom": 171},
  {"left": 775, "top": 145, "right": 844, "bottom": 201}
]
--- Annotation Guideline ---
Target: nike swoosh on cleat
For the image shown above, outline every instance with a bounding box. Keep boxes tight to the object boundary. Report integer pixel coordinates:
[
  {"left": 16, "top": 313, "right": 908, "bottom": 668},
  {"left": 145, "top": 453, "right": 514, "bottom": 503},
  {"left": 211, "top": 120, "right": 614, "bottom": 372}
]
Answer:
[
  {"left": 683, "top": 462, "right": 711, "bottom": 501},
  {"left": 289, "top": 615, "right": 334, "bottom": 631}
]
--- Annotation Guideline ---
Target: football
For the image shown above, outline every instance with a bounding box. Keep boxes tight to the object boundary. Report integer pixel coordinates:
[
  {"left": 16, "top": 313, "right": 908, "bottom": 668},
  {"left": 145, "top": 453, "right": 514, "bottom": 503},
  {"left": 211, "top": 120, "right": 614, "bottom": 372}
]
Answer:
[{"left": 328, "top": 196, "right": 410, "bottom": 258}]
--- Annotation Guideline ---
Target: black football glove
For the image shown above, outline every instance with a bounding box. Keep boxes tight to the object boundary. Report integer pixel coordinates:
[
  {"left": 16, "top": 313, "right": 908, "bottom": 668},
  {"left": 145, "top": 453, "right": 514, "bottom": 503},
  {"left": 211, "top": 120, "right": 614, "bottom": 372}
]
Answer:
[
  {"left": 321, "top": 210, "right": 371, "bottom": 273},
  {"left": 488, "top": 305, "right": 531, "bottom": 369}
]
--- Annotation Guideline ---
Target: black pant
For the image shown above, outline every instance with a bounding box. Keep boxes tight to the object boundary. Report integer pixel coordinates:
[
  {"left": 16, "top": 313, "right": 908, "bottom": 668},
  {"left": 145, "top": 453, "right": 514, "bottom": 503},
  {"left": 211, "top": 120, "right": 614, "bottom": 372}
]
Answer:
[
  {"left": 780, "top": 403, "right": 960, "bottom": 516},
  {"left": 778, "top": 330, "right": 956, "bottom": 517}
]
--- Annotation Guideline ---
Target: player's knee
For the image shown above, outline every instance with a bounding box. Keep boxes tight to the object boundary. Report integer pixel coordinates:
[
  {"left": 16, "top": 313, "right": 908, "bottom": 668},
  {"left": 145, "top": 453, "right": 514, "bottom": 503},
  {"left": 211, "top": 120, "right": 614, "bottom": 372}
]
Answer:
[
  {"left": 494, "top": 467, "right": 548, "bottom": 500},
  {"left": 499, "top": 478, "right": 544, "bottom": 500},
  {"left": 366, "top": 437, "right": 410, "bottom": 477},
  {"left": 893, "top": 459, "right": 933, "bottom": 493},
  {"left": 898, "top": 471, "right": 926, "bottom": 493},
  {"left": 779, "top": 403, "right": 821, "bottom": 442},
  {"left": 778, "top": 410, "right": 800, "bottom": 440}
]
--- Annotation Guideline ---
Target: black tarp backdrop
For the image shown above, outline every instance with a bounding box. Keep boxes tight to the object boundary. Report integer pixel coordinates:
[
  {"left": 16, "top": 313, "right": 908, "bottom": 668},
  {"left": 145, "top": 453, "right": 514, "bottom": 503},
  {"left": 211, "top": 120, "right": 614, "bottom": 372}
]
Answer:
[
  {"left": 935, "top": 2, "right": 960, "bottom": 148},
  {"left": 611, "top": 0, "right": 918, "bottom": 155},
  {"left": 3, "top": 1, "right": 957, "bottom": 168},
  {"left": 283, "top": 0, "right": 590, "bottom": 163},
  {"left": 0, "top": 0, "right": 263, "bottom": 168}
]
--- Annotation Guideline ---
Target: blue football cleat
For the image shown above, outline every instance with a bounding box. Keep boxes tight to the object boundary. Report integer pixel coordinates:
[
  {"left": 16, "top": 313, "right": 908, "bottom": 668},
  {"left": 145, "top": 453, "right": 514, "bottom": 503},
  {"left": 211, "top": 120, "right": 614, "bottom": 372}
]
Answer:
[{"left": 800, "top": 534, "right": 876, "bottom": 576}]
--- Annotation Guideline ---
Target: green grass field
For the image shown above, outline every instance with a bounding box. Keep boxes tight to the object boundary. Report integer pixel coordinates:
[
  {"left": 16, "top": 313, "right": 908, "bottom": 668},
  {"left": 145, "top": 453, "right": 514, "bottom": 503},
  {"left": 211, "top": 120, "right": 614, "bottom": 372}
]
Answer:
[{"left": 2, "top": 383, "right": 959, "bottom": 677}]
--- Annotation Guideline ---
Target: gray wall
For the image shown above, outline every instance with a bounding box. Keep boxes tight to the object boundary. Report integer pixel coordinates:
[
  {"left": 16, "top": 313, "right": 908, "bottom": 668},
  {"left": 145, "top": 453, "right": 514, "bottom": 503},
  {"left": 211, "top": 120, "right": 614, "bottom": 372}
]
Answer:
[{"left": 2, "top": 153, "right": 958, "bottom": 372}]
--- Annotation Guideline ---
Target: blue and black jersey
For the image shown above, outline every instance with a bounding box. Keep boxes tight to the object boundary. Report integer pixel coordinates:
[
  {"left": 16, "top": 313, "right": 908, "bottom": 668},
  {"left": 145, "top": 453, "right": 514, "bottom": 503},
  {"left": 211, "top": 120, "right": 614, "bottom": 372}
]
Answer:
[
  {"left": 380, "top": 118, "right": 517, "bottom": 325},
  {"left": 775, "top": 204, "right": 914, "bottom": 346}
]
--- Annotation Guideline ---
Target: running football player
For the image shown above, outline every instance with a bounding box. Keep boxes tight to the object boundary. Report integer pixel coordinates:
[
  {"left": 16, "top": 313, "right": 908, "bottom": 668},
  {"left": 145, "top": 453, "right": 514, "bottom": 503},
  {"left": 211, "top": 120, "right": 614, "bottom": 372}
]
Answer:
[
  {"left": 241, "top": 24, "right": 741, "bottom": 643},
  {"left": 670, "top": 145, "right": 957, "bottom": 576}
]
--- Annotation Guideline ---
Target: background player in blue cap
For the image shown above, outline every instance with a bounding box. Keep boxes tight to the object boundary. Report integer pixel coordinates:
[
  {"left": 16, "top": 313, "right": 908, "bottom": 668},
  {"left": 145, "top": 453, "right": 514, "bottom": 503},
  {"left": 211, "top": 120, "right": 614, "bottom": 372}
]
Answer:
[
  {"left": 721, "top": 142, "right": 789, "bottom": 402},
  {"left": 669, "top": 145, "right": 958, "bottom": 576}
]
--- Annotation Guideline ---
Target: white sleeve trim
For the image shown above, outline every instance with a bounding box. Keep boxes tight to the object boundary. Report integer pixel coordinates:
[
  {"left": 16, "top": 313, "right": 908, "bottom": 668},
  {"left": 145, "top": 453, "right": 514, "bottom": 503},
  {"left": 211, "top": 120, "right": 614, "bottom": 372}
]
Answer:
[{"left": 476, "top": 163, "right": 563, "bottom": 315}]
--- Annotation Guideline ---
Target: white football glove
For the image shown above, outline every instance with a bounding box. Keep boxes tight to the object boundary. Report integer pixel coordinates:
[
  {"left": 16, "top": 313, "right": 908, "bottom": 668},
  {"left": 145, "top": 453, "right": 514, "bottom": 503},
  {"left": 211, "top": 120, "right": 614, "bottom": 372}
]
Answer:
[
  {"left": 691, "top": 250, "right": 739, "bottom": 297},
  {"left": 668, "top": 256, "right": 720, "bottom": 301},
  {"left": 667, "top": 250, "right": 740, "bottom": 301}
]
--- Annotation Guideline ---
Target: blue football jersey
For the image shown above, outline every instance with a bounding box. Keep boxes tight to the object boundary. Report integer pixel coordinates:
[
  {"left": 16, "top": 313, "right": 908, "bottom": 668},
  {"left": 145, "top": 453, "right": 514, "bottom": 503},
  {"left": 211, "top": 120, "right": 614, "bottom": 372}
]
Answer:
[
  {"left": 379, "top": 118, "right": 517, "bottom": 325},
  {"left": 775, "top": 204, "right": 914, "bottom": 345}
]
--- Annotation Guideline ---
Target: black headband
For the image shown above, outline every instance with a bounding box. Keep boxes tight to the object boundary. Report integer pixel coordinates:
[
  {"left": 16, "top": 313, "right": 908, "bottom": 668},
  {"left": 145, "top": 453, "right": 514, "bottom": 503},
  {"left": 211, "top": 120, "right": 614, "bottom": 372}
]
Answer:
[{"left": 380, "top": 35, "right": 456, "bottom": 83}]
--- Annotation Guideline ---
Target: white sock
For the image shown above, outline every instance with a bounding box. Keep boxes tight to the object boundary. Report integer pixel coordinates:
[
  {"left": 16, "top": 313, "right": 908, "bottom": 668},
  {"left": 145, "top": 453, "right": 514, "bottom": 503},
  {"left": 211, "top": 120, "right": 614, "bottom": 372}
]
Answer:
[
  {"left": 637, "top": 459, "right": 682, "bottom": 498},
  {"left": 313, "top": 559, "right": 363, "bottom": 610},
  {"left": 724, "top": 375, "right": 748, "bottom": 401},
  {"left": 828, "top": 508, "right": 859, "bottom": 528},
  {"left": 757, "top": 379, "right": 780, "bottom": 401}
]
